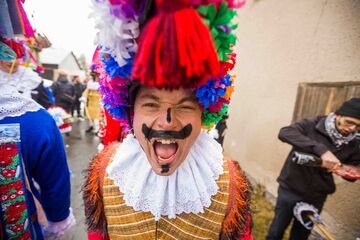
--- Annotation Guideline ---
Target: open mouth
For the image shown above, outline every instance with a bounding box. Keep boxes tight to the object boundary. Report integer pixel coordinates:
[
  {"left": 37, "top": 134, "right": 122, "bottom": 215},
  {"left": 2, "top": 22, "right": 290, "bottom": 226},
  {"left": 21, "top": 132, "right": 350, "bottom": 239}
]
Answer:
[{"left": 153, "top": 139, "right": 179, "bottom": 165}]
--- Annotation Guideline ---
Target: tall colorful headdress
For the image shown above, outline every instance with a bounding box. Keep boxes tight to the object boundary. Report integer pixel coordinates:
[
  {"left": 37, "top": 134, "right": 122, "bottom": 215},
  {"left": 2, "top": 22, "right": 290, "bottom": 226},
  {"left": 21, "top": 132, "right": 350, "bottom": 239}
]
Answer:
[{"left": 92, "top": 0, "right": 245, "bottom": 130}]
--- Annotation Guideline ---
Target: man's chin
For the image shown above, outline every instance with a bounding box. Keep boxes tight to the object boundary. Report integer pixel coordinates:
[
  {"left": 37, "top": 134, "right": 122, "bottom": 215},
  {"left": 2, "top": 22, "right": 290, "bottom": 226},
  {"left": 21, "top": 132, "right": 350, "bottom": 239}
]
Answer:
[{"left": 150, "top": 164, "right": 175, "bottom": 176}]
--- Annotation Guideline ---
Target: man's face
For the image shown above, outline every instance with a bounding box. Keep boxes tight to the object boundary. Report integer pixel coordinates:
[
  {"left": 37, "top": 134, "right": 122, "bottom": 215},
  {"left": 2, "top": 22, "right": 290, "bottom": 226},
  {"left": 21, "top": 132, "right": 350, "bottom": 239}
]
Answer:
[
  {"left": 0, "top": 60, "right": 19, "bottom": 73},
  {"left": 133, "top": 87, "right": 202, "bottom": 176},
  {"left": 335, "top": 115, "right": 360, "bottom": 136}
]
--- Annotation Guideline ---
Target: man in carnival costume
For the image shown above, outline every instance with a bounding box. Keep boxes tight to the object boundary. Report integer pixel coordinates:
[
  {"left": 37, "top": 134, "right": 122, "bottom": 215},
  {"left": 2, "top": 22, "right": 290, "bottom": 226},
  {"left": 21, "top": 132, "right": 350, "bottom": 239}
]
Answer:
[
  {"left": 82, "top": 68, "right": 102, "bottom": 134},
  {"left": 0, "top": 2, "right": 75, "bottom": 238},
  {"left": 83, "top": 0, "right": 252, "bottom": 239}
]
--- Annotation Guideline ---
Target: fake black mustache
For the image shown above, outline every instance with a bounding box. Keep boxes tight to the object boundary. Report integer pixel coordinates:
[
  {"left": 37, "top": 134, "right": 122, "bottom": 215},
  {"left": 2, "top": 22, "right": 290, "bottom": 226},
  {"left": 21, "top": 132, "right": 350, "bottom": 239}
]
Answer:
[{"left": 141, "top": 124, "right": 192, "bottom": 141}]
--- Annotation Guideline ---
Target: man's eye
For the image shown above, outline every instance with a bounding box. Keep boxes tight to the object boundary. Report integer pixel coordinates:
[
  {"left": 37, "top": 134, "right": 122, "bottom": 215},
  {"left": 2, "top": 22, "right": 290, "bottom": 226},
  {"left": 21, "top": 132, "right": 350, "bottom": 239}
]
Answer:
[
  {"left": 177, "top": 105, "right": 195, "bottom": 110},
  {"left": 143, "top": 103, "right": 159, "bottom": 108}
]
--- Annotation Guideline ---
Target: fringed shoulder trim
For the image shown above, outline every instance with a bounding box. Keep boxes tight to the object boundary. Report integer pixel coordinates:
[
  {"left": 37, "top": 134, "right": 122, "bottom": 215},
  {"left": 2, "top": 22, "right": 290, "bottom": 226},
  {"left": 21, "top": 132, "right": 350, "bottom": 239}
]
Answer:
[
  {"left": 221, "top": 158, "right": 252, "bottom": 239},
  {"left": 83, "top": 142, "right": 120, "bottom": 234}
]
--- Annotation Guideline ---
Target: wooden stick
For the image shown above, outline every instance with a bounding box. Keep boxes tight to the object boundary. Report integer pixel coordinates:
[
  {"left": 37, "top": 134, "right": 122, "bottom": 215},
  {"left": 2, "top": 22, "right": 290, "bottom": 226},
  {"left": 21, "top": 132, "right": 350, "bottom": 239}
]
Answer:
[{"left": 309, "top": 215, "right": 335, "bottom": 240}]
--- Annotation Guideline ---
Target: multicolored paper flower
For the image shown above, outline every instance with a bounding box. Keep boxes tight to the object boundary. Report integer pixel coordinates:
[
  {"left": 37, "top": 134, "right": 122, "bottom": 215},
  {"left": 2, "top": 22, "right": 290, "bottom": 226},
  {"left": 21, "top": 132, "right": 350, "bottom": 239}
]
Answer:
[{"left": 196, "top": 74, "right": 234, "bottom": 128}]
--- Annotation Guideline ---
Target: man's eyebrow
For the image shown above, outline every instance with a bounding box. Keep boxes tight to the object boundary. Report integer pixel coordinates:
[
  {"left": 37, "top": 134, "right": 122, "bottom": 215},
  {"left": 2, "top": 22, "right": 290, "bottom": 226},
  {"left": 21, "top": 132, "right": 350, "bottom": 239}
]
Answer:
[
  {"left": 177, "top": 96, "right": 197, "bottom": 105},
  {"left": 138, "top": 94, "right": 160, "bottom": 102}
]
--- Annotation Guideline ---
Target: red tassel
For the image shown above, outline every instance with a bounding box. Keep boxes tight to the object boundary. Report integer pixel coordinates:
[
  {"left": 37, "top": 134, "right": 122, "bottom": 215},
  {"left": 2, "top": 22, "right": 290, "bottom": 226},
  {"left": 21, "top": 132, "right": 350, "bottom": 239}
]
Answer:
[{"left": 132, "top": 1, "right": 220, "bottom": 89}]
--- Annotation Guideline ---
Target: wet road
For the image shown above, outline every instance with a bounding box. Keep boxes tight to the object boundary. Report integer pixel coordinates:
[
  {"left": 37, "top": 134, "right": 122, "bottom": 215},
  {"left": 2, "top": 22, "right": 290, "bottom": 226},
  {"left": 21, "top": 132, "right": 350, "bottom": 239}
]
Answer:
[{"left": 59, "top": 120, "right": 100, "bottom": 240}]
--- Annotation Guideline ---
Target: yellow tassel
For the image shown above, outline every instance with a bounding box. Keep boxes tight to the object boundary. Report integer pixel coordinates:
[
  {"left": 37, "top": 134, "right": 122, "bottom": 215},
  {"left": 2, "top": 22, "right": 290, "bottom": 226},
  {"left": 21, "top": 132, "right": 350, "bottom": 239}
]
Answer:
[{"left": 7, "top": 59, "right": 17, "bottom": 80}]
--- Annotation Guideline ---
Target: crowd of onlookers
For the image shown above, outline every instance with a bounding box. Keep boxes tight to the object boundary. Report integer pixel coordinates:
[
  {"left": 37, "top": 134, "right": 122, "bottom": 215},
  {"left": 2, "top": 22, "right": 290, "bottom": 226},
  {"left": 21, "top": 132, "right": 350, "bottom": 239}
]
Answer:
[
  {"left": 31, "top": 70, "right": 102, "bottom": 134},
  {"left": 51, "top": 72, "right": 85, "bottom": 118}
]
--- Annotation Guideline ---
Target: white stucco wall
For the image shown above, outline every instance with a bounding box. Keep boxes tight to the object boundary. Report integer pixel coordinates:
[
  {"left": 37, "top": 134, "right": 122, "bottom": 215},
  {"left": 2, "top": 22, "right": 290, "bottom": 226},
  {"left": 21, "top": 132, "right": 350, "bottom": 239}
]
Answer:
[{"left": 224, "top": 0, "right": 360, "bottom": 238}]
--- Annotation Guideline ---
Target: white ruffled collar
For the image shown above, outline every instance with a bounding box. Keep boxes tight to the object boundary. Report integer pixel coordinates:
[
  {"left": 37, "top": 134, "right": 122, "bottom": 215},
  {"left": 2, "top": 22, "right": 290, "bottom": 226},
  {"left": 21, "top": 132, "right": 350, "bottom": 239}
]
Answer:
[
  {"left": 0, "top": 66, "right": 42, "bottom": 98},
  {"left": 0, "top": 68, "right": 42, "bottom": 121},
  {"left": 106, "top": 130, "right": 224, "bottom": 220}
]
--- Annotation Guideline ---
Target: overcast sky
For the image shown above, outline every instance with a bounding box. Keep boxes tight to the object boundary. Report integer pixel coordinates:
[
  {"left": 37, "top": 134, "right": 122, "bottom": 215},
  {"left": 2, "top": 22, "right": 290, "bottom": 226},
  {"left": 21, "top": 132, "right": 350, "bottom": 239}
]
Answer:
[{"left": 24, "top": 0, "right": 97, "bottom": 63}]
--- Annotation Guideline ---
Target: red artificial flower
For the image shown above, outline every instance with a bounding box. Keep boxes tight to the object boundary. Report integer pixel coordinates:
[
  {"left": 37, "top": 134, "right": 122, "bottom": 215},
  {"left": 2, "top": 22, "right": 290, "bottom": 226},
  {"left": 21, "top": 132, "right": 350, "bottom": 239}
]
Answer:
[
  {"left": 208, "top": 98, "right": 229, "bottom": 112},
  {"left": 220, "top": 53, "right": 236, "bottom": 75}
]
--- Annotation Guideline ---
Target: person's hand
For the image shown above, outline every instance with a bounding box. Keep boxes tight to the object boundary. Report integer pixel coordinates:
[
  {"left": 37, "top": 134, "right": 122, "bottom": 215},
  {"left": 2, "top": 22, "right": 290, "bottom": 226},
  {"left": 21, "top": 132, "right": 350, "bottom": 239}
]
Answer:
[
  {"left": 79, "top": 96, "right": 87, "bottom": 103},
  {"left": 43, "top": 208, "right": 76, "bottom": 239},
  {"left": 320, "top": 151, "right": 341, "bottom": 171},
  {"left": 333, "top": 164, "right": 360, "bottom": 179}
]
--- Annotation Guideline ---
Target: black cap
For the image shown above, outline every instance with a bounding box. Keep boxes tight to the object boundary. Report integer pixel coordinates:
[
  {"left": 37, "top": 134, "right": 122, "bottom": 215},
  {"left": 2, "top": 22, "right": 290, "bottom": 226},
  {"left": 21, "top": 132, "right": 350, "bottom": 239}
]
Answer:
[{"left": 335, "top": 98, "right": 360, "bottom": 119}]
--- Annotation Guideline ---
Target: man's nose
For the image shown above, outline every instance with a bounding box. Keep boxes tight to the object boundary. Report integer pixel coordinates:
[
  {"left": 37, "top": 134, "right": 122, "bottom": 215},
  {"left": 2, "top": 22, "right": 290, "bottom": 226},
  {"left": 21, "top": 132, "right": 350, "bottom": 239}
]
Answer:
[{"left": 157, "top": 107, "right": 176, "bottom": 129}]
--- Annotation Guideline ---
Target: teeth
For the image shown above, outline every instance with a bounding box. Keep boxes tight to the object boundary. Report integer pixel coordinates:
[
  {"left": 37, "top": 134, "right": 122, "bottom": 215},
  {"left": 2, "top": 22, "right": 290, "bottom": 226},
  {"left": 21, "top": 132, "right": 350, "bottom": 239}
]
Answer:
[
  {"left": 158, "top": 156, "right": 170, "bottom": 161},
  {"left": 156, "top": 139, "right": 176, "bottom": 144}
]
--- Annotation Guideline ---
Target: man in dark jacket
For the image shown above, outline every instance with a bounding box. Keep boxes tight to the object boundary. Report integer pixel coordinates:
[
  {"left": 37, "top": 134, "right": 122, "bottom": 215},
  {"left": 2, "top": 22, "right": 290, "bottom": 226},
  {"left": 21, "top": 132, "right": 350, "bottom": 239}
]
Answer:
[
  {"left": 71, "top": 75, "right": 85, "bottom": 117},
  {"left": 51, "top": 71, "right": 75, "bottom": 113},
  {"left": 266, "top": 98, "right": 360, "bottom": 240}
]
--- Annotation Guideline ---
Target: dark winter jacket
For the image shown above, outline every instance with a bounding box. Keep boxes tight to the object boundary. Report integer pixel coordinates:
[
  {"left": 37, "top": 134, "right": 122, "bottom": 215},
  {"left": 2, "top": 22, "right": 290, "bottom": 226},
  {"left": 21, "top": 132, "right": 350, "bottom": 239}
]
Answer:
[
  {"left": 51, "top": 77, "right": 75, "bottom": 112},
  {"left": 73, "top": 82, "right": 85, "bottom": 103},
  {"left": 31, "top": 81, "right": 54, "bottom": 109},
  {"left": 277, "top": 116, "right": 360, "bottom": 200}
]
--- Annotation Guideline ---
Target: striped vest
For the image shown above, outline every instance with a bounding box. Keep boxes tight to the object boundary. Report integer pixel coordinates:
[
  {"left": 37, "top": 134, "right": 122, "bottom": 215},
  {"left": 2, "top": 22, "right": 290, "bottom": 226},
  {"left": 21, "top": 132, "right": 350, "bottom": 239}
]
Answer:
[{"left": 103, "top": 162, "right": 230, "bottom": 240}]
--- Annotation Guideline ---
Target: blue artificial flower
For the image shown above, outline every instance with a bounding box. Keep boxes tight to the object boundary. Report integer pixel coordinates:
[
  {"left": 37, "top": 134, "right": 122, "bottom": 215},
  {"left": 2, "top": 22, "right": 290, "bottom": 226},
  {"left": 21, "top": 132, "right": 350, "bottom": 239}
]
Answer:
[
  {"left": 216, "top": 87, "right": 226, "bottom": 98},
  {"left": 196, "top": 78, "right": 226, "bottom": 109},
  {"left": 220, "top": 74, "right": 232, "bottom": 87},
  {"left": 104, "top": 104, "right": 127, "bottom": 121},
  {"left": 101, "top": 53, "right": 134, "bottom": 78}
]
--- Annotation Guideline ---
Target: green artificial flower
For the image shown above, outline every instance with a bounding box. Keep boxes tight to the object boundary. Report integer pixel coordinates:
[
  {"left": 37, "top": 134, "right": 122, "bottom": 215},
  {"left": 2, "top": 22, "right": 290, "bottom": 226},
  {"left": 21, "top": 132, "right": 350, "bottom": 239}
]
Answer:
[
  {"left": 202, "top": 104, "right": 229, "bottom": 128},
  {"left": 197, "top": 2, "right": 238, "bottom": 61}
]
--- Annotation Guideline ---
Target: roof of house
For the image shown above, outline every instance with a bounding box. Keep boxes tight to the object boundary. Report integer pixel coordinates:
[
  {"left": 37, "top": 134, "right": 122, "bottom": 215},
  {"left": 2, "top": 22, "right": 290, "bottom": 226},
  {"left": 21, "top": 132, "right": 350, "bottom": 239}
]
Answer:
[{"left": 40, "top": 47, "right": 82, "bottom": 70}]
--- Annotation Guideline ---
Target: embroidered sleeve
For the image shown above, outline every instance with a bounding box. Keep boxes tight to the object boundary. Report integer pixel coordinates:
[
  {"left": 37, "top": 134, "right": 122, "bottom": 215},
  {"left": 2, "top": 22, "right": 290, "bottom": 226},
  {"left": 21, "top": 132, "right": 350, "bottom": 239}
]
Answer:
[
  {"left": 83, "top": 142, "right": 119, "bottom": 237},
  {"left": 220, "top": 159, "right": 252, "bottom": 240}
]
